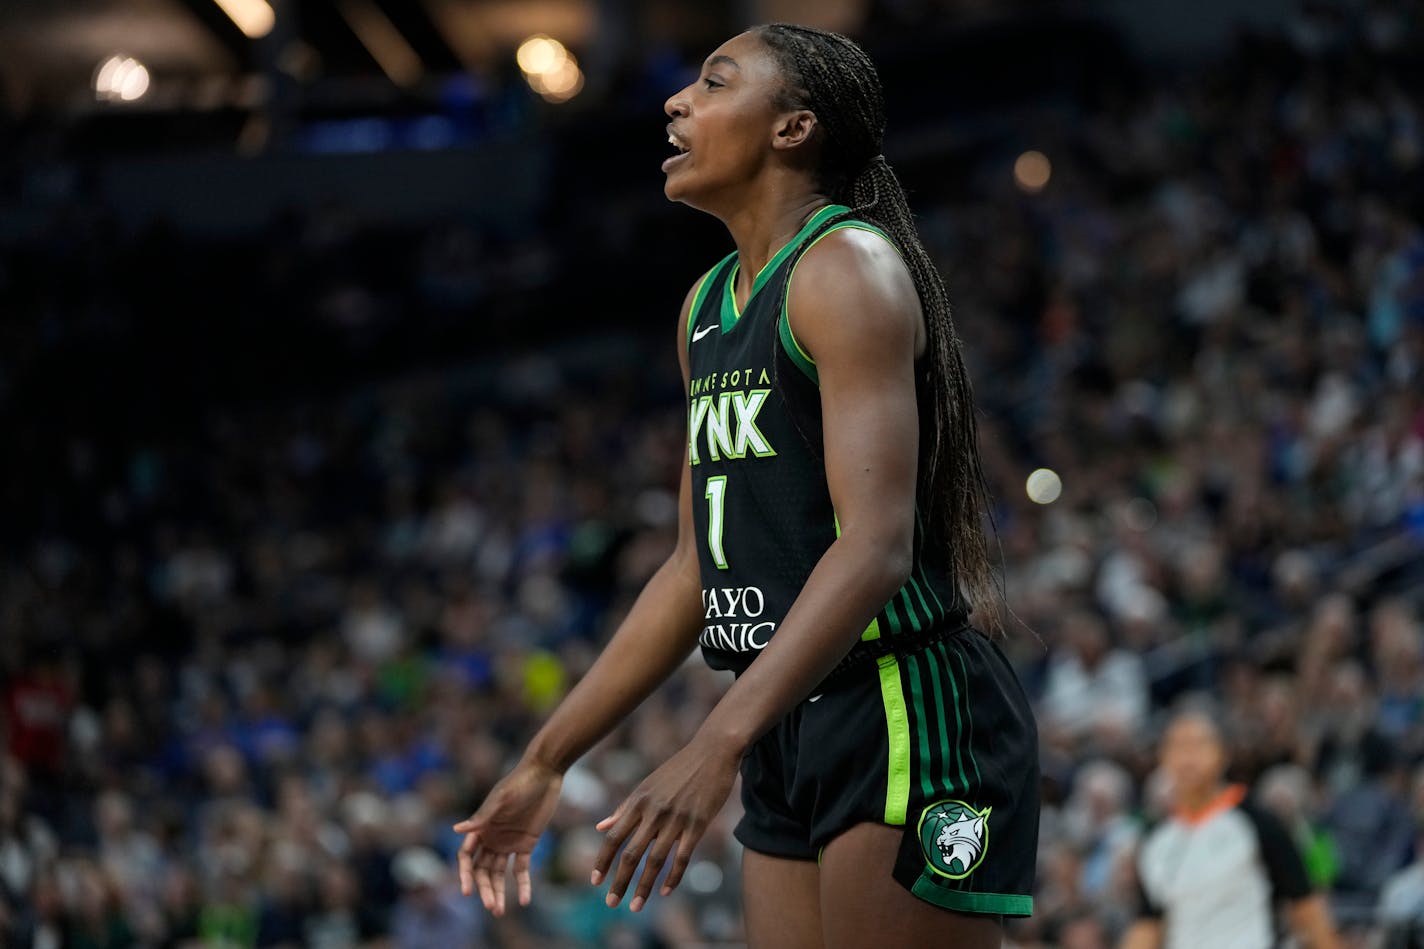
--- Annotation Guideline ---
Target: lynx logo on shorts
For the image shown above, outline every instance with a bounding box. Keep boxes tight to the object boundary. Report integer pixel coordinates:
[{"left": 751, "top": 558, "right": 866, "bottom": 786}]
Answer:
[{"left": 918, "top": 800, "right": 992, "bottom": 879}]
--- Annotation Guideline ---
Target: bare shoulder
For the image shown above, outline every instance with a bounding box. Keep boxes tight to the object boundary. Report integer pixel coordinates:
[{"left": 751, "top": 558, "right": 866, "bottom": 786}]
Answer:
[
  {"left": 676, "top": 268, "right": 712, "bottom": 382},
  {"left": 787, "top": 224, "right": 922, "bottom": 358},
  {"left": 678, "top": 270, "right": 707, "bottom": 334}
]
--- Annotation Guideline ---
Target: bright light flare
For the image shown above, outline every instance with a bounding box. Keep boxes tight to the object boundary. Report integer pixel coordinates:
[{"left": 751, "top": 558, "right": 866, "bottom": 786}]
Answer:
[
  {"left": 94, "top": 56, "right": 150, "bottom": 102},
  {"left": 529, "top": 58, "right": 584, "bottom": 102},
  {"left": 516, "top": 35, "right": 569, "bottom": 76},
  {"left": 1014, "top": 150, "right": 1052, "bottom": 193},
  {"left": 1026, "top": 468, "right": 1063, "bottom": 505},
  {"left": 213, "top": 0, "right": 275, "bottom": 39},
  {"left": 517, "top": 34, "right": 583, "bottom": 104}
]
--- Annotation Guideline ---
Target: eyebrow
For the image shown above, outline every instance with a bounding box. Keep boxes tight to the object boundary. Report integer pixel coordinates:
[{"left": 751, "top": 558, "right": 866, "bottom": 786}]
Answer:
[{"left": 706, "top": 54, "right": 740, "bottom": 71}]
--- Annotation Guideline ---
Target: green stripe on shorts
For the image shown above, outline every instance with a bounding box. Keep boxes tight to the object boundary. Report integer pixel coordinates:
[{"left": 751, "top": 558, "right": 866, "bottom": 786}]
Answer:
[
  {"left": 959, "top": 647, "right": 983, "bottom": 785},
  {"left": 941, "top": 643, "right": 971, "bottom": 792},
  {"left": 922, "top": 645, "right": 956, "bottom": 797},
  {"left": 904, "top": 653, "right": 936, "bottom": 799},
  {"left": 876, "top": 654, "right": 911, "bottom": 825}
]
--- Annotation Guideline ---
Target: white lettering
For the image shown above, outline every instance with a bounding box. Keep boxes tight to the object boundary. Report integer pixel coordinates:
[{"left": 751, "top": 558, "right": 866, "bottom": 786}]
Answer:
[
  {"left": 688, "top": 397, "right": 712, "bottom": 465},
  {"left": 704, "top": 393, "right": 734, "bottom": 461},
  {"left": 731, "top": 390, "right": 772, "bottom": 457},
  {"left": 698, "top": 620, "right": 778, "bottom": 652},
  {"left": 742, "top": 586, "right": 764, "bottom": 617}
]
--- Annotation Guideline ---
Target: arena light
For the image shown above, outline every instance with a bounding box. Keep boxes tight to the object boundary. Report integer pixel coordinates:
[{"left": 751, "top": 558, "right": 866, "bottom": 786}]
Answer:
[
  {"left": 212, "top": 0, "right": 275, "bottom": 39},
  {"left": 1026, "top": 468, "right": 1062, "bottom": 505},
  {"left": 94, "top": 56, "right": 150, "bottom": 103},
  {"left": 529, "top": 58, "right": 584, "bottom": 102},
  {"left": 1014, "top": 150, "right": 1052, "bottom": 194},
  {"left": 337, "top": 0, "right": 424, "bottom": 88},
  {"left": 517, "top": 35, "right": 583, "bottom": 104},
  {"left": 516, "top": 35, "right": 569, "bottom": 76}
]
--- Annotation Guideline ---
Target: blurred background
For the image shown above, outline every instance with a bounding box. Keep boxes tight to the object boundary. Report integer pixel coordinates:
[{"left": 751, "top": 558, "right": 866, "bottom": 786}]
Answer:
[{"left": 2, "top": 0, "right": 1423, "bottom": 946}]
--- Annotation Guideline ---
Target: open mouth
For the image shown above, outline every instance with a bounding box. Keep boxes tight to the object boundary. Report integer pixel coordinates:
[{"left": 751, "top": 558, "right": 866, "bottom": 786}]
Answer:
[{"left": 663, "top": 128, "right": 690, "bottom": 171}]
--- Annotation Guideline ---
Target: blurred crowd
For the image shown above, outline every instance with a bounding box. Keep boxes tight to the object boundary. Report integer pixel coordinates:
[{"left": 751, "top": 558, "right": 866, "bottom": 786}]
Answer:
[{"left": 4, "top": 2, "right": 1424, "bottom": 947}]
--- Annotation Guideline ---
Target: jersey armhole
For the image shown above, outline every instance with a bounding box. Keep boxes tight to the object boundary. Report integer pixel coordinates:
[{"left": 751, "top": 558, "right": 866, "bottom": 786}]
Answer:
[
  {"left": 778, "top": 221, "right": 901, "bottom": 385},
  {"left": 685, "top": 253, "right": 737, "bottom": 351}
]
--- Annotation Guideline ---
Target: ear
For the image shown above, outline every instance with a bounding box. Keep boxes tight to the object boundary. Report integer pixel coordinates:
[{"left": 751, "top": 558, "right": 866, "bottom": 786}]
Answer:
[{"left": 771, "top": 109, "right": 817, "bottom": 152}]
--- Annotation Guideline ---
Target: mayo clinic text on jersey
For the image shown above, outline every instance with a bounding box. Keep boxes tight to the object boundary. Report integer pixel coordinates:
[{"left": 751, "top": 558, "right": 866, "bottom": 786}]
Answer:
[{"left": 699, "top": 585, "right": 775, "bottom": 652}]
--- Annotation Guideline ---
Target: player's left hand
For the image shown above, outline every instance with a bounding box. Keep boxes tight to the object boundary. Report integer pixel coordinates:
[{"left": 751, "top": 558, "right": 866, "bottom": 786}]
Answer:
[{"left": 591, "top": 734, "right": 740, "bottom": 912}]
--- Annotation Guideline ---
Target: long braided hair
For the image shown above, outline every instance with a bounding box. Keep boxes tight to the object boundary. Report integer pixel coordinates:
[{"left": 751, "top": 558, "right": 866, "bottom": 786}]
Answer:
[{"left": 756, "top": 23, "right": 1000, "bottom": 628}]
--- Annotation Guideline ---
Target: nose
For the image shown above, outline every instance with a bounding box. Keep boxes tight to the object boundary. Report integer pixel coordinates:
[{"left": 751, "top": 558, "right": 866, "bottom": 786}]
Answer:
[{"left": 665, "top": 87, "right": 690, "bottom": 119}]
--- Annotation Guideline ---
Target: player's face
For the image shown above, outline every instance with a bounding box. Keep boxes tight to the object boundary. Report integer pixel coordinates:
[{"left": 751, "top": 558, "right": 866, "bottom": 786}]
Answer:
[
  {"left": 662, "top": 31, "right": 793, "bottom": 207},
  {"left": 1159, "top": 715, "right": 1226, "bottom": 803}
]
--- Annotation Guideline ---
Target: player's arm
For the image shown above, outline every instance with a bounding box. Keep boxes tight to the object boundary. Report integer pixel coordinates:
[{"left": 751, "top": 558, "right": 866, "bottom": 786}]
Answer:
[
  {"left": 592, "top": 228, "right": 927, "bottom": 909},
  {"left": 521, "top": 274, "right": 710, "bottom": 772},
  {"left": 455, "top": 276, "right": 708, "bottom": 914}
]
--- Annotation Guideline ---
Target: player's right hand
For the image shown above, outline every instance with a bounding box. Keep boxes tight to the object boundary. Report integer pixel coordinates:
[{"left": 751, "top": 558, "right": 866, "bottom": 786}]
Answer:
[{"left": 453, "top": 758, "right": 563, "bottom": 916}]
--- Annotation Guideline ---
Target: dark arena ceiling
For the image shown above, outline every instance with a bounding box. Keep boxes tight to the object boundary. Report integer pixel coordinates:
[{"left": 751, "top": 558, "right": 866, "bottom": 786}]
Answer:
[{"left": 0, "top": 0, "right": 1164, "bottom": 159}]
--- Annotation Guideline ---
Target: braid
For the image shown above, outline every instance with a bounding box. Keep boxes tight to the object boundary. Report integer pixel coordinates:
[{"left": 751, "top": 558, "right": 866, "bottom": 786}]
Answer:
[{"left": 756, "top": 23, "right": 1001, "bottom": 632}]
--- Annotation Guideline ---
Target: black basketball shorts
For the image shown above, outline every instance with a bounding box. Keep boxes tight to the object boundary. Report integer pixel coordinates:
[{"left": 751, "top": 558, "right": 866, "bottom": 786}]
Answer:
[{"left": 734, "top": 626, "right": 1039, "bottom": 917}]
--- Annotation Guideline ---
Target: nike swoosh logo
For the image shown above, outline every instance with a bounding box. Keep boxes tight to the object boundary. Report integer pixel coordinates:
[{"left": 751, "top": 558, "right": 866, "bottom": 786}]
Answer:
[
  {"left": 808, "top": 694, "right": 823, "bottom": 703},
  {"left": 692, "top": 324, "right": 716, "bottom": 341}
]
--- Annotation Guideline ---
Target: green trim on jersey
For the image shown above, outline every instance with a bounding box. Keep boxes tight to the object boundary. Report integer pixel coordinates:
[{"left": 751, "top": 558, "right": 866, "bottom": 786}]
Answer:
[
  {"left": 720, "top": 205, "right": 849, "bottom": 332},
  {"left": 777, "top": 220, "right": 900, "bottom": 384},
  {"left": 686, "top": 254, "right": 736, "bottom": 349},
  {"left": 877, "top": 654, "right": 912, "bottom": 826}
]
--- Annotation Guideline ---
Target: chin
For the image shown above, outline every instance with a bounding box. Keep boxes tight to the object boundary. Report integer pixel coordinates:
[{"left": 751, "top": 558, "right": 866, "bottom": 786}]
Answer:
[
  {"left": 663, "top": 168, "right": 697, "bottom": 204},
  {"left": 662, "top": 171, "right": 724, "bottom": 215}
]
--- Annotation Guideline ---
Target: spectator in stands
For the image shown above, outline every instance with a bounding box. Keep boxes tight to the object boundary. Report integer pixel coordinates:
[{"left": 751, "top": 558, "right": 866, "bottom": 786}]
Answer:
[
  {"left": 1041, "top": 611, "right": 1149, "bottom": 743},
  {"left": 389, "top": 847, "right": 482, "bottom": 949}
]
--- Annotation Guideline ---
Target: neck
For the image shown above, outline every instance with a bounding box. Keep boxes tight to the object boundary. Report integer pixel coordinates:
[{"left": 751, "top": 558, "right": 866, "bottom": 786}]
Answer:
[
  {"left": 713, "top": 180, "right": 832, "bottom": 292},
  {"left": 1174, "top": 781, "right": 1230, "bottom": 818}
]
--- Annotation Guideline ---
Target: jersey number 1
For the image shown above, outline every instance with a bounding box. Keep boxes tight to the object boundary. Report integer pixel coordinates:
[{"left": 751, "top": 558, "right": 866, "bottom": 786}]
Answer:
[{"left": 704, "top": 476, "right": 728, "bottom": 570}]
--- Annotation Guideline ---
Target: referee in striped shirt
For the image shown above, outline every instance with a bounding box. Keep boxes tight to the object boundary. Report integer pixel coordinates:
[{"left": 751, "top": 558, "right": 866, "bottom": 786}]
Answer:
[{"left": 1120, "top": 704, "right": 1342, "bottom": 949}]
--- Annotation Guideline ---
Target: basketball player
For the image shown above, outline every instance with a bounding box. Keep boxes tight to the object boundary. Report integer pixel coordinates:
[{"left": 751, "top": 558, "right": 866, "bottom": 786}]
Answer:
[{"left": 454, "top": 24, "right": 1038, "bottom": 948}]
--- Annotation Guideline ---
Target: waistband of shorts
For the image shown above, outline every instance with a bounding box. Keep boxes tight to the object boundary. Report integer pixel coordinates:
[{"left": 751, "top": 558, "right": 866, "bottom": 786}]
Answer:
[{"left": 817, "top": 619, "right": 972, "bottom": 691}]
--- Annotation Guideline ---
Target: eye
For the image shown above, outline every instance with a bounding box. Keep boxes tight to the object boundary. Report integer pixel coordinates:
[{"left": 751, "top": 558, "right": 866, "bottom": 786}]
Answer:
[{"left": 703, "top": 76, "right": 722, "bottom": 90}]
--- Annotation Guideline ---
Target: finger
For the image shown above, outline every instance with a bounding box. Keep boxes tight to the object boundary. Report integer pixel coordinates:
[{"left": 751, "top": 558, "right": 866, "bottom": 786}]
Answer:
[
  {"left": 607, "top": 820, "right": 660, "bottom": 908},
  {"left": 660, "top": 825, "right": 704, "bottom": 896},
  {"left": 591, "top": 801, "right": 639, "bottom": 886},
  {"left": 630, "top": 826, "right": 680, "bottom": 912},
  {"left": 458, "top": 836, "right": 476, "bottom": 896},
  {"left": 458, "top": 830, "right": 483, "bottom": 897},
  {"left": 472, "top": 849, "right": 501, "bottom": 911},
  {"left": 594, "top": 797, "right": 626, "bottom": 835},
  {"left": 474, "top": 858, "right": 497, "bottom": 914},
  {"left": 515, "top": 852, "right": 533, "bottom": 907},
  {"left": 496, "top": 853, "right": 509, "bottom": 917}
]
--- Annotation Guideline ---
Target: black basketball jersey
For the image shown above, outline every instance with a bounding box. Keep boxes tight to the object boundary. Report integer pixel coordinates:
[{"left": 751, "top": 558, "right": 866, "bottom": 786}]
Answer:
[{"left": 685, "top": 203, "right": 968, "bottom": 674}]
